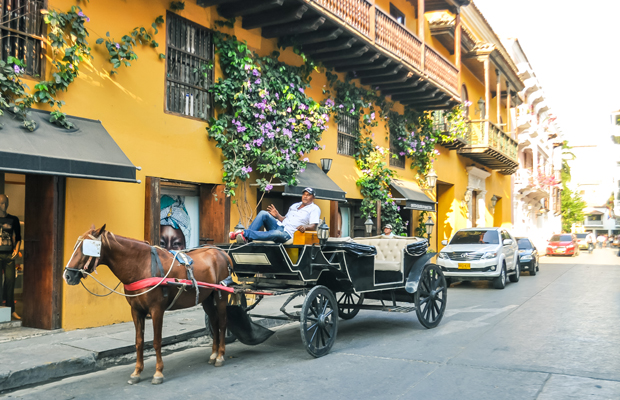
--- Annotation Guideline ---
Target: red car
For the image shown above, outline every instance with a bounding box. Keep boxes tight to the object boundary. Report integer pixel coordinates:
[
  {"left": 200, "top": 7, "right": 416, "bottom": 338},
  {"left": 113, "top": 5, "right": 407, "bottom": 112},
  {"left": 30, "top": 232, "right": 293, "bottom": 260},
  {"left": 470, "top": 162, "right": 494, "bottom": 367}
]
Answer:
[{"left": 546, "top": 234, "right": 579, "bottom": 256}]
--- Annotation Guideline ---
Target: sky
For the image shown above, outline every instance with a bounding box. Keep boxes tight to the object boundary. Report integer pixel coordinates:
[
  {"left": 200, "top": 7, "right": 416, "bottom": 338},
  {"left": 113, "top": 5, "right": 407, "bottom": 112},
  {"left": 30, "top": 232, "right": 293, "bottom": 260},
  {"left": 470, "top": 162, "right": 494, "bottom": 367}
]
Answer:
[{"left": 473, "top": 0, "right": 620, "bottom": 203}]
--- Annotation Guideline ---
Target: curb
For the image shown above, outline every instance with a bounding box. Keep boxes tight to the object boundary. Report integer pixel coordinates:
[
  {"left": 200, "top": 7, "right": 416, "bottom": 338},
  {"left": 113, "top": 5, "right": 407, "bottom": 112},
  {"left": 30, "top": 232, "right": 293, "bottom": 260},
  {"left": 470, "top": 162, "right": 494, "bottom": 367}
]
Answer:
[{"left": 0, "top": 317, "right": 291, "bottom": 394}]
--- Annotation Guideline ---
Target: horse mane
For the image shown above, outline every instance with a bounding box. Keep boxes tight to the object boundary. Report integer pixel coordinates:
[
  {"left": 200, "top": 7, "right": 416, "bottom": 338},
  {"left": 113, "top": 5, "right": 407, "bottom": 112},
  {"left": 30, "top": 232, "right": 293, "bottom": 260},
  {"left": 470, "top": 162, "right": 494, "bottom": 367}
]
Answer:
[{"left": 85, "top": 228, "right": 151, "bottom": 250}]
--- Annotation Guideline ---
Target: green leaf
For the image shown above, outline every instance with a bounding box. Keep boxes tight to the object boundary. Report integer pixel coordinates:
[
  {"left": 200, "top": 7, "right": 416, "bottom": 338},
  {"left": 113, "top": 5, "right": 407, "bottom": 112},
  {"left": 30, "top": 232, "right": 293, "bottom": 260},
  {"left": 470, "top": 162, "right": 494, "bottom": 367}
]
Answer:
[{"left": 96, "top": 38, "right": 104, "bottom": 44}]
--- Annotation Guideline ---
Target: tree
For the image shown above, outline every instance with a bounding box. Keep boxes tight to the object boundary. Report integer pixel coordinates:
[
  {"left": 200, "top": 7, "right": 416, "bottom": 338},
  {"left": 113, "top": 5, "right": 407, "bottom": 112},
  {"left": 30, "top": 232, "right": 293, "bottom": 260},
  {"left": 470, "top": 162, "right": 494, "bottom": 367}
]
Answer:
[{"left": 560, "top": 182, "right": 586, "bottom": 233}]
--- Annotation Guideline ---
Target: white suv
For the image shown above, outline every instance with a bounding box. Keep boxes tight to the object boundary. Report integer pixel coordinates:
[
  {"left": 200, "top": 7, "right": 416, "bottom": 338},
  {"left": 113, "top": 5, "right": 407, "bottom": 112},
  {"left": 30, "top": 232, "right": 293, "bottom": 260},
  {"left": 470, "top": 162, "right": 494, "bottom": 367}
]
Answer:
[{"left": 436, "top": 227, "right": 519, "bottom": 289}]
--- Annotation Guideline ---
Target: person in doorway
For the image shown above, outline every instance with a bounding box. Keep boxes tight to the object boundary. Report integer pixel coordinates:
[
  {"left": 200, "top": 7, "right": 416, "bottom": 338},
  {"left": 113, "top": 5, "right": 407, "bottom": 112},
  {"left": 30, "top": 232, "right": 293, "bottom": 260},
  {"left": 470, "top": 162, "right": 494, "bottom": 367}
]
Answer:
[
  {"left": 230, "top": 188, "right": 320, "bottom": 243},
  {"left": 159, "top": 195, "right": 191, "bottom": 251},
  {"left": 0, "top": 194, "right": 21, "bottom": 320},
  {"left": 382, "top": 224, "right": 394, "bottom": 238}
]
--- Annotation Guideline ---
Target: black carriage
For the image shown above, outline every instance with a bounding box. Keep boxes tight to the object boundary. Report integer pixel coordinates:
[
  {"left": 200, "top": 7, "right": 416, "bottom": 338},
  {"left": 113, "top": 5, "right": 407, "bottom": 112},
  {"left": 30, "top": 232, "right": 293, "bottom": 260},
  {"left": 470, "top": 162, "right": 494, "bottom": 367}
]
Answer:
[{"left": 218, "top": 235, "right": 447, "bottom": 358}]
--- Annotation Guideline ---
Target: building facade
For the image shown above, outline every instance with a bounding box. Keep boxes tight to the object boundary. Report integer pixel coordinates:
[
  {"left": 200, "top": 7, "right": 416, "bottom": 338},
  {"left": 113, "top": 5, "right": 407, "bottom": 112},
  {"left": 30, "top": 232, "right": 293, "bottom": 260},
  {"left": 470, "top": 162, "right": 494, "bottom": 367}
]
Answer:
[{"left": 0, "top": 0, "right": 527, "bottom": 330}]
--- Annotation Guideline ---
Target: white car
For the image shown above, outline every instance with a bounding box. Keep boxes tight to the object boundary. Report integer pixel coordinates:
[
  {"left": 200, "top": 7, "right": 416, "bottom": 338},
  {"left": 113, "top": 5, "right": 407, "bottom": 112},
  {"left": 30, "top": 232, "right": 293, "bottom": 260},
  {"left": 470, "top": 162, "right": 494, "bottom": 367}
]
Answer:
[{"left": 436, "top": 227, "right": 520, "bottom": 289}]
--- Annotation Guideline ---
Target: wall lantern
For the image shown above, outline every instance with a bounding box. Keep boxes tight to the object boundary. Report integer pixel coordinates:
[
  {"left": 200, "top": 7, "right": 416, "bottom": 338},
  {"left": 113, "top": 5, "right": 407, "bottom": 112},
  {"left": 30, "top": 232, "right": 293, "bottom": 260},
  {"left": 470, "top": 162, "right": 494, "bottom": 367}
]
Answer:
[
  {"left": 490, "top": 195, "right": 499, "bottom": 214},
  {"left": 426, "top": 168, "right": 438, "bottom": 190},
  {"left": 234, "top": 220, "right": 245, "bottom": 231},
  {"left": 364, "top": 217, "right": 374, "bottom": 237},
  {"left": 320, "top": 158, "right": 333, "bottom": 174},
  {"left": 424, "top": 216, "right": 435, "bottom": 240},
  {"left": 477, "top": 97, "right": 486, "bottom": 119},
  {"left": 318, "top": 218, "right": 330, "bottom": 246}
]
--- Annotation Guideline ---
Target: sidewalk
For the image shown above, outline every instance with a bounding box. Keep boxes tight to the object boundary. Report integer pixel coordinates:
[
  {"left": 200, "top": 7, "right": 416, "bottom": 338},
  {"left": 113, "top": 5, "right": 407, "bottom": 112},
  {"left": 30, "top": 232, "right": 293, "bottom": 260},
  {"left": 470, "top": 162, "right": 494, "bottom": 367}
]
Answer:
[{"left": 0, "top": 295, "right": 290, "bottom": 393}]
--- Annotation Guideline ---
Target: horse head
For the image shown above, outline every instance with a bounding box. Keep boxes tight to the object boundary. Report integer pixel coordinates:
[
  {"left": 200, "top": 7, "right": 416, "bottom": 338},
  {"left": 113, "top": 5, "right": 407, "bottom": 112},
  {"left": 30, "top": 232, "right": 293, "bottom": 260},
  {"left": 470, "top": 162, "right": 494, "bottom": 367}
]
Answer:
[{"left": 64, "top": 224, "right": 107, "bottom": 285}]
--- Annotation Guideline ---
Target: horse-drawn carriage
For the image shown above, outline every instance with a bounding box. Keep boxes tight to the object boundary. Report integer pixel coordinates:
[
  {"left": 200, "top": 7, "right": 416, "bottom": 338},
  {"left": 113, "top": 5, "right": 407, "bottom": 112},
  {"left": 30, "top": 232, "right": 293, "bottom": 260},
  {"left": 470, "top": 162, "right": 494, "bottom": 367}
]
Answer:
[
  {"left": 64, "top": 226, "right": 447, "bottom": 384},
  {"left": 219, "top": 234, "right": 448, "bottom": 357}
]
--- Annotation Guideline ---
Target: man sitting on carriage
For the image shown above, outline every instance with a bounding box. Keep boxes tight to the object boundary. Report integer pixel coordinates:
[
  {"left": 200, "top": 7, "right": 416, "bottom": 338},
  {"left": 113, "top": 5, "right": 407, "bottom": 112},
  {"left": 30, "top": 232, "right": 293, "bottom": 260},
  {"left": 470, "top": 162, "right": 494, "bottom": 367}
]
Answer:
[{"left": 229, "top": 187, "right": 321, "bottom": 244}]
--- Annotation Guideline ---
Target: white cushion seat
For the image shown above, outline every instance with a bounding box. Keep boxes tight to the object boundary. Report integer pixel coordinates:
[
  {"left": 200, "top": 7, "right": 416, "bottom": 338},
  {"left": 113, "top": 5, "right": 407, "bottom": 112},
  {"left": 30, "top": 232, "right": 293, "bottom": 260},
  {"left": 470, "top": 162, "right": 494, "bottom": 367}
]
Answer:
[
  {"left": 352, "top": 236, "right": 424, "bottom": 272},
  {"left": 252, "top": 238, "right": 294, "bottom": 245}
]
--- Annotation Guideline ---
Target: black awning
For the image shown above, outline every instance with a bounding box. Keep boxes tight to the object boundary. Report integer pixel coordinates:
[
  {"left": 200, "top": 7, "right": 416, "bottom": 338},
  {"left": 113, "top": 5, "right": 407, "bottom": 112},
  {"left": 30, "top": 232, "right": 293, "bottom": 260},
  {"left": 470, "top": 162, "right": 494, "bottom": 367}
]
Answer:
[
  {"left": 283, "top": 163, "right": 346, "bottom": 202},
  {"left": 391, "top": 179, "right": 436, "bottom": 212},
  {"left": 0, "top": 109, "right": 138, "bottom": 182}
]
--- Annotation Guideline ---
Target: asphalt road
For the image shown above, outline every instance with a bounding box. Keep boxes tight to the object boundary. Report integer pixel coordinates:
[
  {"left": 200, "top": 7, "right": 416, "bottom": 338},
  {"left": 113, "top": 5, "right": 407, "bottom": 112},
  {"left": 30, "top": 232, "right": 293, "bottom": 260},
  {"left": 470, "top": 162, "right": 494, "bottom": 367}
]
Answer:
[{"left": 7, "top": 248, "right": 620, "bottom": 400}]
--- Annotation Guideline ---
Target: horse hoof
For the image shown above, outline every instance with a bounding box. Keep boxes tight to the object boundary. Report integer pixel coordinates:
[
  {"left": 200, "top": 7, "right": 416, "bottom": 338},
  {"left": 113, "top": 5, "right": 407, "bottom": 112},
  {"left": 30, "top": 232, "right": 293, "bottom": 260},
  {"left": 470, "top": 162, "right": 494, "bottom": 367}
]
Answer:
[
  {"left": 214, "top": 359, "right": 225, "bottom": 367},
  {"left": 151, "top": 376, "right": 164, "bottom": 385},
  {"left": 128, "top": 376, "right": 141, "bottom": 385}
]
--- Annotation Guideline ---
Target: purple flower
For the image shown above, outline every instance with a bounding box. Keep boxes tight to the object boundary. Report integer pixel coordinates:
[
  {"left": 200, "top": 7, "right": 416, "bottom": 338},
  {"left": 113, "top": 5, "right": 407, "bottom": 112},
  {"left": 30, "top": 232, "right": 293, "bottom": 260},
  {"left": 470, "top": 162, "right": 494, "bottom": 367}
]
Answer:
[
  {"left": 283, "top": 128, "right": 292, "bottom": 138},
  {"left": 304, "top": 120, "right": 312, "bottom": 129},
  {"left": 267, "top": 132, "right": 275, "bottom": 139},
  {"left": 303, "top": 157, "right": 309, "bottom": 162},
  {"left": 237, "top": 126, "right": 247, "bottom": 133},
  {"left": 338, "top": 104, "right": 344, "bottom": 109},
  {"left": 259, "top": 114, "right": 265, "bottom": 120},
  {"left": 286, "top": 107, "right": 291, "bottom": 113},
  {"left": 115, "top": 43, "right": 120, "bottom": 49},
  {"left": 325, "top": 99, "right": 334, "bottom": 107},
  {"left": 370, "top": 112, "right": 375, "bottom": 120},
  {"left": 86, "top": 17, "right": 90, "bottom": 22},
  {"left": 300, "top": 168, "right": 305, "bottom": 173},
  {"left": 397, "top": 206, "right": 401, "bottom": 211},
  {"left": 288, "top": 118, "right": 296, "bottom": 124},
  {"left": 304, "top": 134, "right": 310, "bottom": 139},
  {"left": 244, "top": 143, "right": 251, "bottom": 151},
  {"left": 255, "top": 79, "right": 261, "bottom": 84},
  {"left": 290, "top": 83, "right": 294, "bottom": 88},
  {"left": 252, "top": 69, "right": 260, "bottom": 76},
  {"left": 254, "top": 113, "right": 259, "bottom": 118},
  {"left": 244, "top": 65, "right": 252, "bottom": 71},
  {"left": 299, "top": 104, "right": 308, "bottom": 111},
  {"left": 350, "top": 109, "right": 354, "bottom": 114},
  {"left": 276, "top": 93, "right": 279, "bottom": 100},
  {"left": 314, "top": 147, "right": 319, "bottom": 151},
  {"left": 399, "top": 152, "right": 405, "bottom": 156},
  {"left": 12, "top": 65, "right": 19, "bottom": 74},
  {"left": 265, "top": 184, "right": 273, "bottom": 192},
  {"left": 299, "top": 87, "right": 304, "bottom": 94},
  {"left": 78, "top": 11, "right": 85, "bottom": 17}
]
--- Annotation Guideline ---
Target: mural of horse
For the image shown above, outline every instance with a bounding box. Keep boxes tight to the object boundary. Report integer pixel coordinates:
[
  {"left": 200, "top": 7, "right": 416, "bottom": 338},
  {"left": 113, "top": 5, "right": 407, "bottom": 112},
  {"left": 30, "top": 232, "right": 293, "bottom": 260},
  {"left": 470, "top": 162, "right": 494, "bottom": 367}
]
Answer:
[{"left": 64, "top": 225, "right": 233, "bottom": 385}]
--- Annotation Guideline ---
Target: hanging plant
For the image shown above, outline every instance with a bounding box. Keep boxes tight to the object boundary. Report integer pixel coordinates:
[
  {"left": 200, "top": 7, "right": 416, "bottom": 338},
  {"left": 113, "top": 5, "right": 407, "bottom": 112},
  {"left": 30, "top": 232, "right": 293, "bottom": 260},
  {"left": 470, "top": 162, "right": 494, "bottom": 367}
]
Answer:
[{"left": 207, "top": 32, "right": 333, "bottom": 198}]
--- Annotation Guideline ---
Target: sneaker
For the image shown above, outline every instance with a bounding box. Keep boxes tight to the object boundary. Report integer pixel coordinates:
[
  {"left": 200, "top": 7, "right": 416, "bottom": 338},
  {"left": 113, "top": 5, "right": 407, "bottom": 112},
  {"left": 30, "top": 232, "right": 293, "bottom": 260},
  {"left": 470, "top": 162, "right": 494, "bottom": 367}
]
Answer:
[
  {"left": 229, "top": 230, "right": 243, "bottom": 241},
  {"left": 236, "top": 233, "right": 246, "bottom": 243}
]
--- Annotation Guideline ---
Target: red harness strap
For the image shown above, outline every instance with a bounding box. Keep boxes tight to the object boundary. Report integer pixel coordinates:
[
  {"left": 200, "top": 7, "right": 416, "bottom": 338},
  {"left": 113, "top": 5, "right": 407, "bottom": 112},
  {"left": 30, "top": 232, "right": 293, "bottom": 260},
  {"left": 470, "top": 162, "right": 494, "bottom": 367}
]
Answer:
[{"left": 124, "top": 278, "right": 235, "bottom": 293}]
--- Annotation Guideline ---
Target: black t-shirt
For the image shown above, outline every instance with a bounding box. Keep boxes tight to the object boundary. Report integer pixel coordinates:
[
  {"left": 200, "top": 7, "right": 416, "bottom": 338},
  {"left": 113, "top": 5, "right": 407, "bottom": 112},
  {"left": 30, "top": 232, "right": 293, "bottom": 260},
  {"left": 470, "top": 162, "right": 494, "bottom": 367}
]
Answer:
[{"left": 0, "top": 214, "right": 21, "bottom": 253}]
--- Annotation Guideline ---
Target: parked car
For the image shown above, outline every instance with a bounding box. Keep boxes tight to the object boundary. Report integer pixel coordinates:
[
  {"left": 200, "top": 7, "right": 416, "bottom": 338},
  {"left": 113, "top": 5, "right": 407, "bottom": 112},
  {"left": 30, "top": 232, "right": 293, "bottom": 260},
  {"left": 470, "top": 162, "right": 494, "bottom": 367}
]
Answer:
[
  {"left": 437, "top": 227, "right": 520, "bottom": 289},
  {"left": 546, "top": 234, "right": 579, "bottom": 256},
  {"left": 515, "top": 237, "right": 539, "bottom": 275},
  {"left": 575, "top": 233, "right": 589, "bottom": 250}
]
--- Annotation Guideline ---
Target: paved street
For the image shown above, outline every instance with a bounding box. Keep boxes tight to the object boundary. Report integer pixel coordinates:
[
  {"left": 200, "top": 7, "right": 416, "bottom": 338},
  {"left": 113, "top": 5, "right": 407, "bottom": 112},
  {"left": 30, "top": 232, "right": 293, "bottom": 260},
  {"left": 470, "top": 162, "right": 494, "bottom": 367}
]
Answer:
[{"left": 6, "top": 248, "right": 620, "bottom": 400}]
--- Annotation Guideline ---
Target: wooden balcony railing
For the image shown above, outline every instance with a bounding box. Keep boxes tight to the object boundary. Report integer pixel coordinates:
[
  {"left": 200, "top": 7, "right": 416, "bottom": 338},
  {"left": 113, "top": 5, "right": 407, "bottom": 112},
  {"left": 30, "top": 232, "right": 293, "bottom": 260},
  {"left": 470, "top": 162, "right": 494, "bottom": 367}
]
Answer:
[
  {"left": 375, "top": 8, "right": 422, "bottom": 70},
  {"left": 312, "top": 0, "right": 372, "bottom": 38},
  {"left": 310, "top": 0, "right": 458, "bottom": 96},
  {"left": 424, "top": 46, "right": 458, "bottom": 94},
  {"left": 432, "top": 110, "right": 470, "bottom": 150},
  {"left": 467, "top": 120, "right": 518, "bottom": 160}
]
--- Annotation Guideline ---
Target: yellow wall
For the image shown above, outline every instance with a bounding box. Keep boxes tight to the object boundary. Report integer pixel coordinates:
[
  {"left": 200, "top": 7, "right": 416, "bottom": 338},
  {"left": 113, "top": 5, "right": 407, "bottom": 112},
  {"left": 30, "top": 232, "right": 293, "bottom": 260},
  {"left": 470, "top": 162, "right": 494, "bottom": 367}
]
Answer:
[{"left": 46, "top": 0, "right": 513, "bottom": 329}]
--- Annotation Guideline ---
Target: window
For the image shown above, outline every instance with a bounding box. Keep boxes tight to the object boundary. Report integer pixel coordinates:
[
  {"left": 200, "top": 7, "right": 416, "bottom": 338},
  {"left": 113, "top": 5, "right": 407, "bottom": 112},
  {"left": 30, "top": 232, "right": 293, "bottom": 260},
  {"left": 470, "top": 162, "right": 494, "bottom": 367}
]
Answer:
[
  {"left": 461, "top": 84, "right": 469, "bottom": 117},
  {"left": 337, "top": 113, "right": 357, "bottom": 156},
  {"left": 389, "top": 127, "right": 405, "bottom": 168},
  {"left": 450, "top": 230, "right": 499, "bottom": 245},
  {"left": 389, "top": 3, "right": 405, "bottom": 25},
  {"left": 0, "top": 0, "right": 45, "bottom": 76},
  {"left": 517, "top": 238, "right": 532, "bottom": 250},
  {"left": 432, "top": 110, "right": 447, "bottom": 133},
  {"left": 165, "top": 12, "right": 213, "bottom": 120}
]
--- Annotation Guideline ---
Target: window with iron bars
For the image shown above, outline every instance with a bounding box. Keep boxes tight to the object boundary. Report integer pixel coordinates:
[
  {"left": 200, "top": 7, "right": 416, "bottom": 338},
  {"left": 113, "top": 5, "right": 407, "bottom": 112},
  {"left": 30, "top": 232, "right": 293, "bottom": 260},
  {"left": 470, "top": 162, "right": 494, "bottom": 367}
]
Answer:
[
  {"left": 0, "top": 0, "right": 45, "bottom": 77},
  {"left": 389, "top": 127, "right": 405, "bottom": 168},
  {"left": 165, "top": 12, "right": 213, "bottom": 120},
  {"left": 337, "top": 112, "right": 357, "bottom": 156}
]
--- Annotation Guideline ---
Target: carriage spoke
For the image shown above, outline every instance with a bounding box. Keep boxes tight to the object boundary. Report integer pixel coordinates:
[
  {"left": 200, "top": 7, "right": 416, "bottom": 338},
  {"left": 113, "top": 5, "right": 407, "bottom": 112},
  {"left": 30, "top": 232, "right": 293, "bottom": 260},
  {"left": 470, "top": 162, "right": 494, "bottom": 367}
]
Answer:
[
  {"left": 306, "top": 322, "right": 318, "bottom": 332},
  {"left": 418, "top": 296, "right": 430, "bottom": 305}
]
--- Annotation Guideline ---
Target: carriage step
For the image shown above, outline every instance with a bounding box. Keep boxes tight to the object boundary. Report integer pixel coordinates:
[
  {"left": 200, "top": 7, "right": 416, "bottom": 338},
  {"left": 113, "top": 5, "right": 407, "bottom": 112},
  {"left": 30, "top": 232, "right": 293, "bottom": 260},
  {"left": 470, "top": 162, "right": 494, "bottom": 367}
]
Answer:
[
  {"left": 385, "top": 306, "right": 416, "bottom": 313},
  {"left": 346, "top": 304, "right": 416, "bottom": 313}
]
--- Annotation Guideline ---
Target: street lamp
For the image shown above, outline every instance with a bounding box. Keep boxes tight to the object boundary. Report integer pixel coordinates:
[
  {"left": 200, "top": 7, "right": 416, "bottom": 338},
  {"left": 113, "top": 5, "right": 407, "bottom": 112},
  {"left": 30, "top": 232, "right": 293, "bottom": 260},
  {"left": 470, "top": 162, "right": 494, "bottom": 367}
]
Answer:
[
  {"left": 320, "top": 158, "right": 333, "bottom": 174},
  {"left": 364, "top": 217, "right": 374, "bottom": 237},
  {"left": 424, "top": 216, "right": 435, "bottom": 241},
  {"left": 426, "top": 168, "right": 438, "bottom": 190}
]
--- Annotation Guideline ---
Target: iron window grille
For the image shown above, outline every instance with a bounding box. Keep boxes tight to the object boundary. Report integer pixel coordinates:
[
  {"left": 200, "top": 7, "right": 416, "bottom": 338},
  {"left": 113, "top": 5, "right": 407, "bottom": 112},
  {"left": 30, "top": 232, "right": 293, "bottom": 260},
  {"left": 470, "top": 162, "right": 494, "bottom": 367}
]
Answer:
[
  {"left": 0, "top": 0, "right": 45, "bottom": 77},
  {"left": 165, "top": 12, "right": 213, "bottom": 120},
  {"left": 389, "top": 127, "right": 405, "bottom": 168},
  {"left": 337, "top": 112, "right": 357, "bottom": 156}
]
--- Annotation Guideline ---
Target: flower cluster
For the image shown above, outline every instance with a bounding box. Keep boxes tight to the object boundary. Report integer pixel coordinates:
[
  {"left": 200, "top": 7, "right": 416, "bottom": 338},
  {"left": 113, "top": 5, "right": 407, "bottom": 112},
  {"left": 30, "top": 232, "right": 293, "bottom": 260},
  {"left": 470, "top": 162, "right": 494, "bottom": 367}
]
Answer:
[{"left": 208, "top": 33, "right": 333, "bottom": 196}]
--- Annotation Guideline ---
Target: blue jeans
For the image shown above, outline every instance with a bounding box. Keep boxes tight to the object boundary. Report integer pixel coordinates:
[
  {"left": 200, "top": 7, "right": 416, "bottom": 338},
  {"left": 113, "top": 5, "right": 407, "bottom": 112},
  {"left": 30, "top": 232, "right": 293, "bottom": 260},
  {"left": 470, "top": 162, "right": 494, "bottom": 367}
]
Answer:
[{"left": 244, "top": 211, "right": 292, "bottom": 243}]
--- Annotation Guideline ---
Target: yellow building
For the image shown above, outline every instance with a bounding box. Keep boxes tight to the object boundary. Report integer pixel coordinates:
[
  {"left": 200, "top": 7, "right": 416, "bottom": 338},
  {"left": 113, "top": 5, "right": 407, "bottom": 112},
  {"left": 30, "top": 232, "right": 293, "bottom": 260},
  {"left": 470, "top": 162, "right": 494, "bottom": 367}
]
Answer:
[{"left": 0, "top": 0, "right": 521, "bottom": 330}]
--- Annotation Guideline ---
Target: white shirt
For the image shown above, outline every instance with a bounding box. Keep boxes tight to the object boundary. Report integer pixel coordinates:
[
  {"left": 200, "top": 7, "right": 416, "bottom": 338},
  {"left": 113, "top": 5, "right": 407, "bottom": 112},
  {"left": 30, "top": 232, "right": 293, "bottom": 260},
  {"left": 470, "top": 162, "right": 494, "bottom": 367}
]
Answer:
[{"left": 279, "top": 202, "right": 321, "bottom": 237}]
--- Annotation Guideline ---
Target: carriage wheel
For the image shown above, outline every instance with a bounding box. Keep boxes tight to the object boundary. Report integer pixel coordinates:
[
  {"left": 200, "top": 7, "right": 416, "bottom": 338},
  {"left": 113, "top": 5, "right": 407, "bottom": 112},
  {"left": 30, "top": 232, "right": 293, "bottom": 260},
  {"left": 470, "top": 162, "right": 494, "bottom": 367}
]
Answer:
[
  {"left": 337, "top": 292, "right": 364, "bottom": 320},
  {"left": 415, "top": 264, "right": 448, "bottom": 329},
  {"left": 300, "top": 285, "right": 339, "bottom": 358}
]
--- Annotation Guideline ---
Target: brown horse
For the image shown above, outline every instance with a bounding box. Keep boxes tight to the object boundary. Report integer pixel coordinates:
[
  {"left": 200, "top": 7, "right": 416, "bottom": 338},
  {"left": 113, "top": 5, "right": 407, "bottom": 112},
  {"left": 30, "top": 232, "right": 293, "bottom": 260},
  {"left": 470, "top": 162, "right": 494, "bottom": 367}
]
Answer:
[{"left": 64, "top": 225, "right": 232, "bottom": 385}]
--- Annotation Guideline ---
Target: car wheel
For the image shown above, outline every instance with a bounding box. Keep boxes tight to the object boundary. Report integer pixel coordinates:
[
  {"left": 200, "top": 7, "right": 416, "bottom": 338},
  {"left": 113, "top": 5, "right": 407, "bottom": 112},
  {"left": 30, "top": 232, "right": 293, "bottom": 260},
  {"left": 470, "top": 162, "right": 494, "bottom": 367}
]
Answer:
[
  {"left": 493, "top": 265, "right": 506, "bottom": 289},
  {"left": 509, "top": 261, "right": 520, "bottom": 283},
  {"left": 530, "top": 261, "right": 537, "bottom": 276}
]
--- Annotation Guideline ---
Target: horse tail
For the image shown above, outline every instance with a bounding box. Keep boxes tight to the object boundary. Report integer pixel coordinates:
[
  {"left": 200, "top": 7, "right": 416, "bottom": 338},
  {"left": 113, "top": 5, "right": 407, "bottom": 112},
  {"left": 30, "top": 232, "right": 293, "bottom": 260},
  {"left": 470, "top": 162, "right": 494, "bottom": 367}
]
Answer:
[{"left": 222, "top": 251, "right": 235, "bottom": 276}]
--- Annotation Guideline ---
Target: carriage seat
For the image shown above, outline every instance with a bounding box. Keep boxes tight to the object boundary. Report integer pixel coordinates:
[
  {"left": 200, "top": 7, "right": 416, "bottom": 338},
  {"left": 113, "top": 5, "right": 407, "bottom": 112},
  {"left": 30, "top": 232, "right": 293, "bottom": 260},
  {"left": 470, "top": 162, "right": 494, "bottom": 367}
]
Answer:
[
  {"left": 252, "top": 238, "right": 294, "bottom": 245},
  {"left": 352, "top": 236, "right": 425, "bottom": 272}
]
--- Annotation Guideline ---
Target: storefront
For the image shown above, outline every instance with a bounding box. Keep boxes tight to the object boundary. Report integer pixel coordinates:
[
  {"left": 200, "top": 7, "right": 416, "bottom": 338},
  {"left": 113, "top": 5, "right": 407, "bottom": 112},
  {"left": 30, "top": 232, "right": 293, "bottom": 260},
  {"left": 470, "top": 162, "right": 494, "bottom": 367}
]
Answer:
[{"left": 0, "top": 109, "right": 138, "bottom": 329}]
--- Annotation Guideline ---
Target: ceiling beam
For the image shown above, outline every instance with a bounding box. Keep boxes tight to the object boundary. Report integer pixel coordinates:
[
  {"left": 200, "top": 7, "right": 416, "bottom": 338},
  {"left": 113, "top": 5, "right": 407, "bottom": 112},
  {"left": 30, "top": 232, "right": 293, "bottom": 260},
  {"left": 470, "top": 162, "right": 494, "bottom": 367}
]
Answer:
[
  {"left": 303, "top": 37, "right": 357, "bottom": 54},
  {"left": 218, "top": 0, "right": 283, "bottom": 18},
  {"left": 312, "top": 45, "right": 369, "bottom": 62},
  {"left": 242, "top": 4, "right": 308, "bottom": 30},
  {"left": 323, "top": 52, "right": 380, "bottom": 67},
  {"left": 335, "top": 57, "right": 392, "bottom": 72},
  {"left": 285, "top": 28, "right": 343, "bottom": 45},
  {"left": 352, "top": 64, "right": 403, "bottom": 79},
  {"left": 263, "top": 17, "right": 325, "bottom": 37}
]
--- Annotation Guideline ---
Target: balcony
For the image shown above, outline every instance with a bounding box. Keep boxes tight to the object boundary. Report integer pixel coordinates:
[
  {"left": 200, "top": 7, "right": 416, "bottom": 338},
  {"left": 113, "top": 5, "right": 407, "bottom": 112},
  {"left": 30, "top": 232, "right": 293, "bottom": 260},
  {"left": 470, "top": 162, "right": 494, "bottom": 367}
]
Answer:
[
  {"left": 202, "top": 0, "right": 464, "bottom": 109},
  {"left": 432, "top": 110, "right": 469, "bottom": 150},
  {"left": 458, "top": 120, "right": 518, "bottom": 174},
  {"left": 515, "top": 105, "right": 532, "bottom": 130},
  {"left": 584, "top": 219, "right": 603, "bottom": 227}
]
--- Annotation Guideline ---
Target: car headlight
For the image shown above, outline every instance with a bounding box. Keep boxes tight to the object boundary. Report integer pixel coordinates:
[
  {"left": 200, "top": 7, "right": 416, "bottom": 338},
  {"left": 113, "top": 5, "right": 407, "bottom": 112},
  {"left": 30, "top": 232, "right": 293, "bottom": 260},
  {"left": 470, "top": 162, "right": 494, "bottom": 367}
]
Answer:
[
  {"left": 481, "top": 251, "right": 497, "bottom": 259},
  {"left": 438, "top": 252, "right": 449, "bottom": 259},
  {"left": 520, "top": 255, "right": 532, "bottom": 261}
]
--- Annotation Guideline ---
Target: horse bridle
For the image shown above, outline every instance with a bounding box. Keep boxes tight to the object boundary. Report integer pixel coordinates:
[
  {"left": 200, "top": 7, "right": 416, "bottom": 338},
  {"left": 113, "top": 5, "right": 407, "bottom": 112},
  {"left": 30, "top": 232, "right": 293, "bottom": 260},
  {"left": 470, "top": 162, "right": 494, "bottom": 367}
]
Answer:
[{"left": 64, "top": 234, "right": 103, "bottom": 278}]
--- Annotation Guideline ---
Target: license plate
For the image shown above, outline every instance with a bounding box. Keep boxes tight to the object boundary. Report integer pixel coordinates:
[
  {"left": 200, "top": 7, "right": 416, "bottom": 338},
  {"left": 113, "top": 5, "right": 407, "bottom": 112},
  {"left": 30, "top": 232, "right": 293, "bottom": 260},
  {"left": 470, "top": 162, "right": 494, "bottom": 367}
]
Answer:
[
  {"left": 458, "top": 263, "right": 471, "bottom": 269},
  {"left": 555, "top": 249, "right": 564, "bottom": 253}
]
